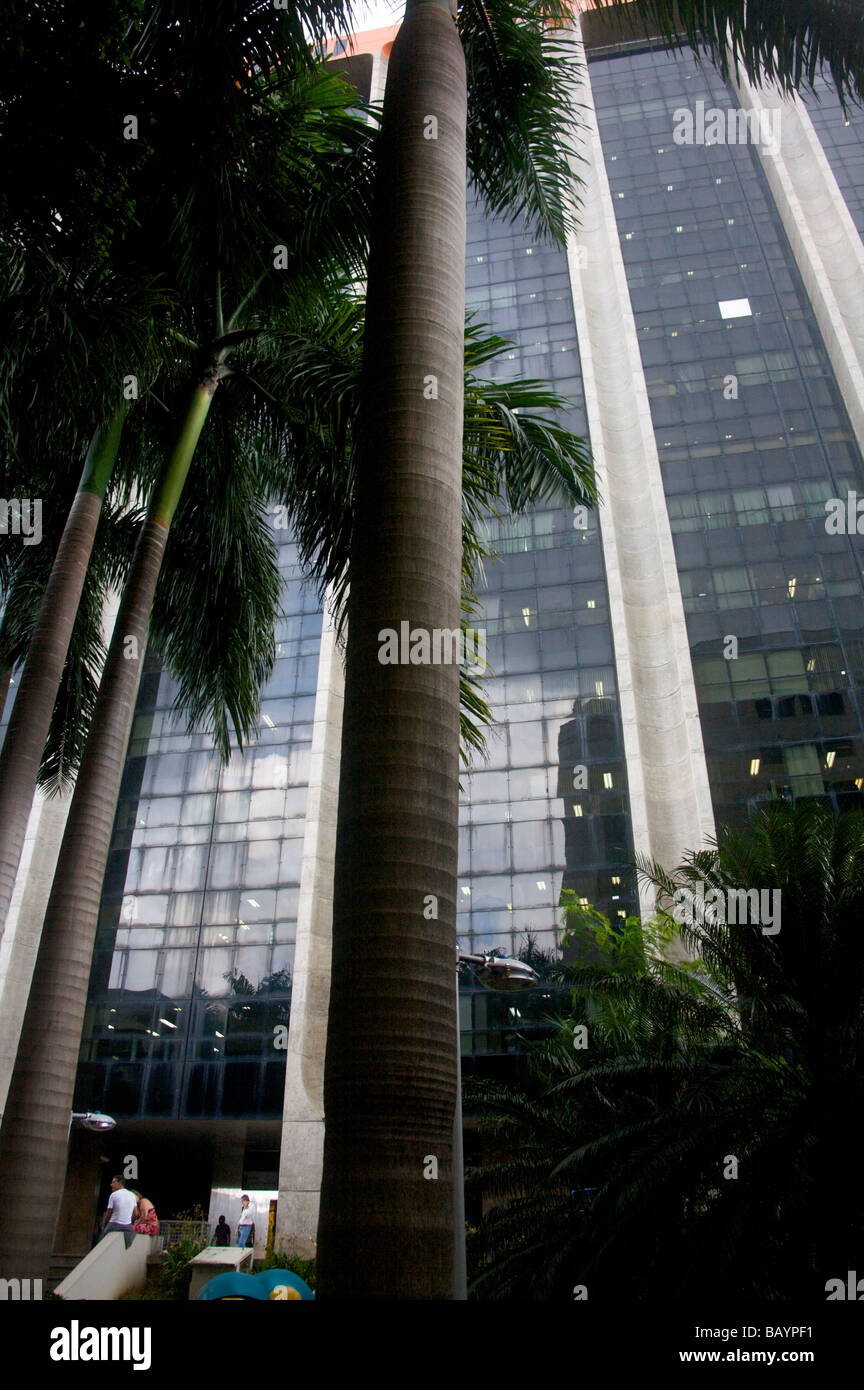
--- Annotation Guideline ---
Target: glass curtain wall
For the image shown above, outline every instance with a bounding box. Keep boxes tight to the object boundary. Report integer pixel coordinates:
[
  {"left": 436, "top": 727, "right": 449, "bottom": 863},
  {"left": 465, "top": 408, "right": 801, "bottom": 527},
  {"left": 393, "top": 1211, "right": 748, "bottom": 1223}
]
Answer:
[
  {"left": 590, "top": 47, "right": 864, "bottom": 831},
  {"left": 76, "top": 535, "right": 321, "bottom": 1120},
  {"left": 458, "top": 199, "right": 637, "bottom": 1070}
]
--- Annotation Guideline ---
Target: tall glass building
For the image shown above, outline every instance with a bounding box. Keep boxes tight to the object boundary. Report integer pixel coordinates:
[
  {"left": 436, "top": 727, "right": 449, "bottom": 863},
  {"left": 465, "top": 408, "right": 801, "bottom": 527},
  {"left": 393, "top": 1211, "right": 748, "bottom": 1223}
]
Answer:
[{"left": 3, "top": 3, "right": 864, "bottom": 1260}]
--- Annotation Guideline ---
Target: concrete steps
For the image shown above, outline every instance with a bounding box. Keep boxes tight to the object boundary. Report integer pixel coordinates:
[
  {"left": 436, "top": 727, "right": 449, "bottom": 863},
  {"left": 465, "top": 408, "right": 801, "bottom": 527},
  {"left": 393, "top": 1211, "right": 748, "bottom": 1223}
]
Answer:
[{"left": 48, "top": 1253, "right": 86, "bottom": 1293}]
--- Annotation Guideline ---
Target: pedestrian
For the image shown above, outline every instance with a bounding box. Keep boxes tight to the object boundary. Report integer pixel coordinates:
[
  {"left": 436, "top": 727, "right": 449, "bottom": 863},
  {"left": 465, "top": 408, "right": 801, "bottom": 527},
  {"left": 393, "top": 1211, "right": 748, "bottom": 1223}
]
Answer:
[
  {"left": 131, "top": 1191, "right": 159, "bottom": 1236},
  {"left": 213, "top": 1215, "right": 231, "bottom": 1247},
  {"left": 100, "top": 1175, "right": 137, "bottom": 1249},
  {"left": 236, "top": 1194, "right": 255, "bottom": 1249}
]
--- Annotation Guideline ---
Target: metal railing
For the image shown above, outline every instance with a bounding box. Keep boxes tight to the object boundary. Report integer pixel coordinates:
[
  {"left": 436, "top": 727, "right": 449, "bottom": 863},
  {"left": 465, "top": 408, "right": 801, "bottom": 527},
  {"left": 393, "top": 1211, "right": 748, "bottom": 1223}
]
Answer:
[{"left": 155, "top": 1219, "right": 214, "bottom": 1252}]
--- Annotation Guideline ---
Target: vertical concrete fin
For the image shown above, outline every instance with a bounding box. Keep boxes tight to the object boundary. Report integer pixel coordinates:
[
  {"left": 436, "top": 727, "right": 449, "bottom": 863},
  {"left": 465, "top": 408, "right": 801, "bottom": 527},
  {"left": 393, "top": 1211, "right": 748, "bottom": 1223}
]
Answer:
[
  {"left": 275, "top": 596, "right": 344, "bottom": 1254},
  {"left": 563, "top": 21, "right": 716, "bottom": 916}
]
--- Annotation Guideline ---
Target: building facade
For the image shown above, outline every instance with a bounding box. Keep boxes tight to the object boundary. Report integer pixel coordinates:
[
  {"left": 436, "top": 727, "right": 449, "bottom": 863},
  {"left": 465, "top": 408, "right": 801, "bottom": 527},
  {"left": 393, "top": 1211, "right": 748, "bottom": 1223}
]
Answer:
[{"left": 3, "top": 5, "right": 864, "bottom": 1257}]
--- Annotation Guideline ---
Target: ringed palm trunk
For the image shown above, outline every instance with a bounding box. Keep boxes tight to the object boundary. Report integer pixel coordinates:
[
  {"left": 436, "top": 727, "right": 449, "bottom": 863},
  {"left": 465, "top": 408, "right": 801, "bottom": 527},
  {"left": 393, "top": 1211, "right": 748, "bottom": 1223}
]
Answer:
[
  {"left": 0, "top": 409, "right": 126, "bottom": 934},
  {"left": 317, "top": 0, "right": 467, "bottom": 1300},
  {"left": 0, "top": 362, "right": 219, "bottom": 1281}
]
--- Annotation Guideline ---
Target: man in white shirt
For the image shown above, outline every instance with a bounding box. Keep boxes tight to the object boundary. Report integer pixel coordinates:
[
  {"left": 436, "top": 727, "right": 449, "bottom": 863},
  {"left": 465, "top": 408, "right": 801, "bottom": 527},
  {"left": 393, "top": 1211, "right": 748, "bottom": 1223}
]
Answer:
[
  {"left": 101, "top": 1175, "right": 138, "bottom": 1248},
  {"left": 236, "top": 1194, "right": 256, "bottom": 1249}
]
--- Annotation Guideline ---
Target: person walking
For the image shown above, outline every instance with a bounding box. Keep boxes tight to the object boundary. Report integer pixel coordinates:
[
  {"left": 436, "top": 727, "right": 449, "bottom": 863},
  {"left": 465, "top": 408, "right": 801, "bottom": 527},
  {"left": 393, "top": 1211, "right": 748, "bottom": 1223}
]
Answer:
[
  {"left": 236, "top": 1194, "right": 255, "bottom": 1249},
  {"left": 100, "top": 1175, "right": 138, "bottom": 1249}
]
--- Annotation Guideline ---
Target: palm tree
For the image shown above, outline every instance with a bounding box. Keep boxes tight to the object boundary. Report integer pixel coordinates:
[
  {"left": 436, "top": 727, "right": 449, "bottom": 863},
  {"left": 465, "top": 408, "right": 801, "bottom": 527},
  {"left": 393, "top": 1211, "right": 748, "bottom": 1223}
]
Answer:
[
  {"left": 0, "top": 0, "right": 373, "bottom": 929},
  {"left": 0, "top": 281, "right": 594, "bottom": 1278},
  {"left": 0, "top": 250, "right": 171, "bottom": 928},
  {"left": 466, "top": 800, "right": 864, "bottom": 1301},
  {"left": 0, "top": 9, "right": 374, "bottom": 1276},
  {"left": 317, "top": 0, "right": 864, "bottom": 1300},
  {"left": 317, "top": 0, "right": 582, "bottom": 1303}
]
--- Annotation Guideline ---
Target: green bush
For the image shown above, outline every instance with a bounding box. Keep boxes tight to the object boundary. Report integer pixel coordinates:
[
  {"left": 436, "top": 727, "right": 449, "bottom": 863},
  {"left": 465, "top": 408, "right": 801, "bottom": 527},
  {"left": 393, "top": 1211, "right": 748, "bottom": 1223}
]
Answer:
[
  {"left": 161, "top": 1237, "right": 207, "bottom": 1300},
  {"left": 118, "top": 1237, "right": 206, "bottom": 1301}
]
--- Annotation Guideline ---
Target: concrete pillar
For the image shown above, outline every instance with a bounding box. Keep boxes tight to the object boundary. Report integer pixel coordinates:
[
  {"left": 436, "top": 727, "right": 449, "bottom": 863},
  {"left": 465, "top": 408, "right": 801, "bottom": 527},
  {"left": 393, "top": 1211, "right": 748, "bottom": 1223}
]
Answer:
[
  {"left": 731, "top": 70, "right": 864, "bottom": 458},
  {"left": 0, "top": 786, "right": 73, "bottom": 1118},
  {"left": 53, "top": 1127, "right": 105, "bottom": 1255},
  {"left": 563, "top": 20, "right": 717, "bottom": 916},
  {"left": 0, "top": 589, "right": 121, "bottom": 1122},
  {"left": 275, "top": 600, "right": 344, "bottom": 1255}
]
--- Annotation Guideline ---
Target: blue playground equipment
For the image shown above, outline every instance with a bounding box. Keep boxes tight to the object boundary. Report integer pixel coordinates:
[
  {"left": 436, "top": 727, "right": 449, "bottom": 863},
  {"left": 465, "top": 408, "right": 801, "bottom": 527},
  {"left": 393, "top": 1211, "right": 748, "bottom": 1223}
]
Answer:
[{"left": 196, "top": 1268, "right": 315, "bottom": 1300}]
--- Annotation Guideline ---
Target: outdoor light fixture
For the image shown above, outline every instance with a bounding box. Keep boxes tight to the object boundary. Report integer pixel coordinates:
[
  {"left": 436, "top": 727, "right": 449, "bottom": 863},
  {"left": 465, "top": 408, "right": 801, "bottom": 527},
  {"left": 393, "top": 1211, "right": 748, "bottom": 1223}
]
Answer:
[
  {"left": 459, "top": 950, "right": 541, "bottom": 993},
  {"left": 69, "top": 1111, "right": 116, "bottom": 1138}
]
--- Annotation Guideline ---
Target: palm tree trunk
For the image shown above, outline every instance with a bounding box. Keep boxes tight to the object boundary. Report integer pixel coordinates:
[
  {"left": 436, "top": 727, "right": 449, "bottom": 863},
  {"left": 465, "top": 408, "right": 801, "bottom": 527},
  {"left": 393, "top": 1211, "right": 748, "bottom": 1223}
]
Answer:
[
  {"left": 0, "top": 409, "right": 126, "bottom": 935},
  {"left": 0, "top": 365, "right": 219, "bottom": 1281},
  {"left": 317, "top": 0, "right": 466, "bottom": 1300}
]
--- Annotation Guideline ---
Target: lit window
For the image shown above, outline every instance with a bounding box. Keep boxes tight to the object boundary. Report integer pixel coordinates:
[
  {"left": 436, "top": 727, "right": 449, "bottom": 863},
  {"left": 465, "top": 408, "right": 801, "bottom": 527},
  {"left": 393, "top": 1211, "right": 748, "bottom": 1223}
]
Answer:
[
  {"left": 826, "top": 751, "right": 836, "bottom": 768},
  {"left": 719, "top": 298, "right": 752, "bottom": 319},
  {"left": 603, "top": 772, "right": 613, "bottom": 789},
  {"left": 750, "top": 759, "right": 760, "bottom": 776}
]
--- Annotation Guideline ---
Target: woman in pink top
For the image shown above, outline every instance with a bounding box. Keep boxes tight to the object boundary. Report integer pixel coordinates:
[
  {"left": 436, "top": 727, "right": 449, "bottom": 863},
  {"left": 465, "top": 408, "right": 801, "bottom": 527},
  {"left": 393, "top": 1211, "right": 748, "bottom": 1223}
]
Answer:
[{"left": 131, "top": 1191, "right": 159, "bottom": 1236}]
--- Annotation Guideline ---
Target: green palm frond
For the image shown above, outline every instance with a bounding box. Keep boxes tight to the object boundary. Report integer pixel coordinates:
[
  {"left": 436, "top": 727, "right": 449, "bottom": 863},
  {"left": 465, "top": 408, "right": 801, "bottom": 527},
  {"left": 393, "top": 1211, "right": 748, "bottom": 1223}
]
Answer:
[
  {"left": 131, "top": 0, "right": 360, "bottom": 78},
  {"left": 467, "top": 800, "right": 864, "bottom": 1299},
  {"left": 599, "top": 0, "right": 864, "bottom": 108},
  {"left": 149, "top": 385, "right": 282, "bottom": 761},
  {"left": 460, "top": 0, "right": 585, "bottom": 243}
]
